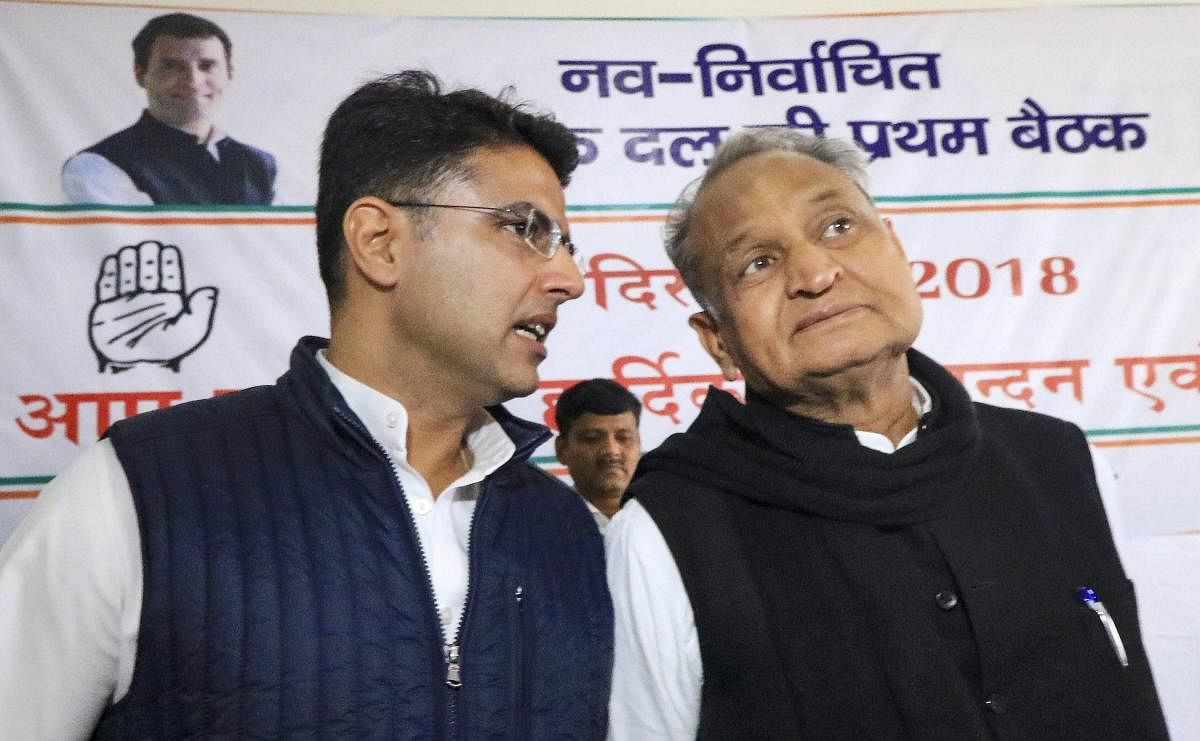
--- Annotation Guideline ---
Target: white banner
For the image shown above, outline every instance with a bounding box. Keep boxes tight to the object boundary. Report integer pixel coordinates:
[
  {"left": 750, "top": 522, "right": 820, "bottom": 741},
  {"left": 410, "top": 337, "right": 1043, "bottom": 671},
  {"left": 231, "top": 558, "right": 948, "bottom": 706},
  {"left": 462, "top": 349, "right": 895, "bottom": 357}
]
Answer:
[{"left": 2, "top": 3, "right": 1197, "bottom": 734}]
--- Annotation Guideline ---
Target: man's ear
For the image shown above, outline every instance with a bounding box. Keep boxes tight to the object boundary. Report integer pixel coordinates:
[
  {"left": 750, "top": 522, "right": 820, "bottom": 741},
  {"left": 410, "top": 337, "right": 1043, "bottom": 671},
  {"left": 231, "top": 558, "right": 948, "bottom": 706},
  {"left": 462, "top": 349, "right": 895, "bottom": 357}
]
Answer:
[
  {"left": 882, "top": 217, "right": 908, "bottom": 259},
  {"left": 134, "top": 64, "right": 146, "bottom": 89},
  {"left": 688, "top": 310, "right": 740, "bottom": 381},
  {"left": 342, "top": 197, "right": 413, "bottom": 289},
  {"left": 554, "top": 433, "right": 570, "bottom": 463}
]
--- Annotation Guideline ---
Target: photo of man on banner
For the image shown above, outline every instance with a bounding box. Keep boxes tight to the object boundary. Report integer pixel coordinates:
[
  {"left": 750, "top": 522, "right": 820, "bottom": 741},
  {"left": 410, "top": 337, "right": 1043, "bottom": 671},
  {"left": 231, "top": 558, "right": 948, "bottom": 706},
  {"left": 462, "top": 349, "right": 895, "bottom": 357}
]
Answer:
[{"left": 61, "top": 13, "right": 277, "bottom": 206}]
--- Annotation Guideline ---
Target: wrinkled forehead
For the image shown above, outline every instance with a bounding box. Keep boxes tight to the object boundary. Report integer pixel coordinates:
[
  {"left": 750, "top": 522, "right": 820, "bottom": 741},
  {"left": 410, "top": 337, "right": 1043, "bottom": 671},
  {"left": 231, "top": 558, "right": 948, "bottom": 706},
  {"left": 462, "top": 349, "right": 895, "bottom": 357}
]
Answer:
[{"left": 694, "top": 152, "right": 868, "bottom": 241}]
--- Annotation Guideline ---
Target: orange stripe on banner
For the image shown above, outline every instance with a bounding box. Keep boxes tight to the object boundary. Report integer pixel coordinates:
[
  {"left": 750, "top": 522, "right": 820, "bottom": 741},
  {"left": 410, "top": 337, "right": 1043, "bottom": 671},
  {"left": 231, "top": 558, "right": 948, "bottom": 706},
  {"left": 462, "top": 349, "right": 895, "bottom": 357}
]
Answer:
[
  {"left": 0, "top": 490, "right": 40, "bottom": 500},
  {"left": 1092, "top": 436, "right": 1200, "bottom": 449},
  {"left": 0, "top": 215, "right": 314, "bottom": 226},
  {"left": 879, "top": 198, "right": 1200, "bottom": 215}
]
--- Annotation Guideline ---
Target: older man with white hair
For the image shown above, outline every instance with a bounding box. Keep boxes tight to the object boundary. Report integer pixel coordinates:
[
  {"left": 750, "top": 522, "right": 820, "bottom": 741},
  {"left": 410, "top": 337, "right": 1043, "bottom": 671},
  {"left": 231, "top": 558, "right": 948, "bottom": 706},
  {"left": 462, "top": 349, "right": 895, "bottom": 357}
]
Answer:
[{"left": 606, "top": 129, "right": 1168, "bottom": 741}]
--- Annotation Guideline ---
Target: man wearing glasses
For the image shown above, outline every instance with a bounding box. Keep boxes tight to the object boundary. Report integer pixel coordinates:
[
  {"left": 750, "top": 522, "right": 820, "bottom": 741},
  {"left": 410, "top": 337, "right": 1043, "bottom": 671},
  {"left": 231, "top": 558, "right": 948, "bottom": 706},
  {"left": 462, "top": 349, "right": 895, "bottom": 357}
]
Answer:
[{"left": 0, "top": 70, "right": 612, "bottom": 738}]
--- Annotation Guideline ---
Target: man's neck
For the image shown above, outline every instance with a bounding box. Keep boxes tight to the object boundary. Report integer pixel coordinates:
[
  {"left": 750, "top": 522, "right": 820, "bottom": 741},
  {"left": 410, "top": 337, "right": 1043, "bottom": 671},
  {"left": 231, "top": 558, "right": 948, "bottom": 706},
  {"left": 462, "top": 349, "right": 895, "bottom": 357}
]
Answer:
[
  {"left": 775, "top": 353, "right": 920, "bottom": 447},
  {"left": 326, "top": 337, "right": 483, "bottom": 498},
  {"left": 147, "top": 110, "right": 215, "bottom": 141},
  {"left": 583, "top": 490, "right": 623, "bottom": 519},
  {"left": 403, "top": 405, "right": 478, "bottom": 498}
]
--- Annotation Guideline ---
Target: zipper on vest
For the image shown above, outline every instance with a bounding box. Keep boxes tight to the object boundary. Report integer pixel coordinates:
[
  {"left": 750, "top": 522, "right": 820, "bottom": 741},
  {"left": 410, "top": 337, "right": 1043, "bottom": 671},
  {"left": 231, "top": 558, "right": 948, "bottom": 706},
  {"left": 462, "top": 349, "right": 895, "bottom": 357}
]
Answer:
[
  {"left": 443, "top": 474, "right": 491, "bottom": 741},
  {"left": 332, "top": 408, "right": 461, "bottom": 691},
  {"left": 444, "top": 642, "right": 463, "bottom": 688},
  {"left": 445, "top": 475, "right": 488, "bottom": 688}
]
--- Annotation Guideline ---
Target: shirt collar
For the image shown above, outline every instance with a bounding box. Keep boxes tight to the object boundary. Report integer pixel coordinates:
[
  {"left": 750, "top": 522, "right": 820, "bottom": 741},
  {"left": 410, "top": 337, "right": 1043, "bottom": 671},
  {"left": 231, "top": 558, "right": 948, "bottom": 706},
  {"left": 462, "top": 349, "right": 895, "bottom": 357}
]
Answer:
[
  {"left": 853, "top": 377, "right": 932, "bottom": 454},
  {"left": 315, "top": 349, "right": 515, "bottom": 483}
]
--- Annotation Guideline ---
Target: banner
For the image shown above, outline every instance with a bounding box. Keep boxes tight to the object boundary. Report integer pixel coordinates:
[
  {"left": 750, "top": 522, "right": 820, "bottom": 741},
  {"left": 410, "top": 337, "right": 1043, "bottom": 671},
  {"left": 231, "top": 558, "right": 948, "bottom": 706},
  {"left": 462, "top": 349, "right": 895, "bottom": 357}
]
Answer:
[{"left": 1, "top": 3, "right": 1197, "bottom": 733}]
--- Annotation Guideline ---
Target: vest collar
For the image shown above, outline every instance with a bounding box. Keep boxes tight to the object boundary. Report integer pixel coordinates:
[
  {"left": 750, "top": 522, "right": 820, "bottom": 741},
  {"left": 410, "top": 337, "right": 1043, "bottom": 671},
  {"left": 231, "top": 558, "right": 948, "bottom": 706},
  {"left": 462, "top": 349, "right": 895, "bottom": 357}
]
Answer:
[{"left": 282, "top": 336, "right": 550, "bottom": 464}]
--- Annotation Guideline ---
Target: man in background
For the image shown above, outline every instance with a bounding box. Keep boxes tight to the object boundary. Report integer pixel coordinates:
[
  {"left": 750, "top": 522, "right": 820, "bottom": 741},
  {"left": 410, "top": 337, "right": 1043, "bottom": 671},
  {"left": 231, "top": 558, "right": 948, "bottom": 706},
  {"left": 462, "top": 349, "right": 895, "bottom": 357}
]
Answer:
[
  {"left": 4, "top": 70, "right": 610, "bottom": 738},
  {"left": 62, "top": 13, "right": 276, "bottom": 205},
  {"left": 555, "top": 378, "right": 642, "bottom": 532}
]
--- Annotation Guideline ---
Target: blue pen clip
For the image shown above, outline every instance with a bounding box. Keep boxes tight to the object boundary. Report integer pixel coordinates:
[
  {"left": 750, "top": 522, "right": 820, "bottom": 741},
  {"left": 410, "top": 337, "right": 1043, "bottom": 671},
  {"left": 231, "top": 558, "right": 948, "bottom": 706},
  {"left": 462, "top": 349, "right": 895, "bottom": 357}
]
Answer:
[{"left": 1077, "top": 586, "right": 1128, "bottom": 668}]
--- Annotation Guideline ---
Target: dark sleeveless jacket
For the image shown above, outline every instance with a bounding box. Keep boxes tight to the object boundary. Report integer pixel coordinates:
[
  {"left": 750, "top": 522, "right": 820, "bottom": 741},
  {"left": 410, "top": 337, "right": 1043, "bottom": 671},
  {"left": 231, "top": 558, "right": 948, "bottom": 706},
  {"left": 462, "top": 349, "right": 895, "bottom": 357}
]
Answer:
[
  {"left": 95, "top": 337, "right": 612, "bottom": 739},
  {"left": 632, "top": 350, "right": 1167, "bottom": 741},
  {"left": 81, "top": 110, "right": 275, "bottom": 204}
]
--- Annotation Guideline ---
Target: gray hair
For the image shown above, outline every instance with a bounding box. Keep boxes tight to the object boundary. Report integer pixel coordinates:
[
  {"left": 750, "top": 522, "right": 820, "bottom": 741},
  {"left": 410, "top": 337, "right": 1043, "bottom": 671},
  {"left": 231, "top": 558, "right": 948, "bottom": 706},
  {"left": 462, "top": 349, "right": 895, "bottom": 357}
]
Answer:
[{"left": 664, "top": 129, "right": 871, "bottom": 314}]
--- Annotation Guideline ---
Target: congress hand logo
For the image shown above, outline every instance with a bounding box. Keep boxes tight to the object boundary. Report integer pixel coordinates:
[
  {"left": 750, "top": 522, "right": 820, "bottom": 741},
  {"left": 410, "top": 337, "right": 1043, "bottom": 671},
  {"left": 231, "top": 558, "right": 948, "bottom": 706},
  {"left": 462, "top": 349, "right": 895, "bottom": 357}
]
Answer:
[{"left": 88, "top": 240, "right": 218, "bottom": 373}]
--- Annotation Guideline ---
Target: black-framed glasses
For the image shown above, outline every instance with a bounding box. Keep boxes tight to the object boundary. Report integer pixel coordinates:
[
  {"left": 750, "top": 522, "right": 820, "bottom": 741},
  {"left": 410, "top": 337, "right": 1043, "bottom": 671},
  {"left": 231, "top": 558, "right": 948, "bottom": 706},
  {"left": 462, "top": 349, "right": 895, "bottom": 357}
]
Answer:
[{"left": 386, "top": 201, "right": 576, "bottom": 260}]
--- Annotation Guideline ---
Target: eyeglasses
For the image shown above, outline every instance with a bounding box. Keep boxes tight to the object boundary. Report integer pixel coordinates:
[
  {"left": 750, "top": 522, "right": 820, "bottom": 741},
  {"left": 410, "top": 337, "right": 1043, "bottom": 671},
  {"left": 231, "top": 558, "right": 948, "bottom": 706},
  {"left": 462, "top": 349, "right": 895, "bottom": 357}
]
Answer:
[{"left": 386, "top": 201, "right": 576, "bottom": 260}]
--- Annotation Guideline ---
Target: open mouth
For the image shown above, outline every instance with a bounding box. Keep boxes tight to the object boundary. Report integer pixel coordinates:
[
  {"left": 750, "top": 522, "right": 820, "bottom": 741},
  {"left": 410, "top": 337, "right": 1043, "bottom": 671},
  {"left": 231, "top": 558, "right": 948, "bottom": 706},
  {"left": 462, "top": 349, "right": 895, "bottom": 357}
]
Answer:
[{"left": 513, "top": 322, "right": 548, "bottom": 342}]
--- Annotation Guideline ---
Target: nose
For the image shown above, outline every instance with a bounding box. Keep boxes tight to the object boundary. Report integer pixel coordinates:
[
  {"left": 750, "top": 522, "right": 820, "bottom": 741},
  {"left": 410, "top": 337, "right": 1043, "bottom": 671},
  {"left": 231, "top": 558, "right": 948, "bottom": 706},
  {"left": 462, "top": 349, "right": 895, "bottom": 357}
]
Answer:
[
  {"left": 784, "top": 240, "right": 842, "bottom": 298},
  {"left": 541, "top": 247, "right": 585, "bottom": 302},
  {"left": 183, "top": 65, "right": 202, "bottom": 88},
  {"left": 601, "top": 434, "right": 623, "bottom": 458}
]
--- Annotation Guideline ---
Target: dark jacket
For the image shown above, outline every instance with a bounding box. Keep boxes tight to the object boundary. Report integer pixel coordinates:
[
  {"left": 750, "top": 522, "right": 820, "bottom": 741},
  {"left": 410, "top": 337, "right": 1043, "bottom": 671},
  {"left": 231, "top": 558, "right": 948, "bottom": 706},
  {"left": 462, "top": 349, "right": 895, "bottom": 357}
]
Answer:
[
  {"left": 95, "top": 337, "right": 612, "bottom": 739},
  {"left": 80, "top": 110, "right": 275, "bottom": 205},
  {"left": 633, "top": 349, "right": 1167, "bottom": 741}
]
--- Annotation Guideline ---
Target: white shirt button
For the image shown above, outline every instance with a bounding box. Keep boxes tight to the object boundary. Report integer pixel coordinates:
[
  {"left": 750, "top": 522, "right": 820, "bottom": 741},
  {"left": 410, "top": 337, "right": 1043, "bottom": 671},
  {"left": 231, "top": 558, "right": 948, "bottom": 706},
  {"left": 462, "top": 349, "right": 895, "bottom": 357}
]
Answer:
[
  {"left": 439, "top": 607, "right": 453, "bottom": 627},
  {"left": 412, "top": 498, "right": 434, "bottom": 516},
  {"left": 385, "top": 411, "right": 400, "bottom": 428}
]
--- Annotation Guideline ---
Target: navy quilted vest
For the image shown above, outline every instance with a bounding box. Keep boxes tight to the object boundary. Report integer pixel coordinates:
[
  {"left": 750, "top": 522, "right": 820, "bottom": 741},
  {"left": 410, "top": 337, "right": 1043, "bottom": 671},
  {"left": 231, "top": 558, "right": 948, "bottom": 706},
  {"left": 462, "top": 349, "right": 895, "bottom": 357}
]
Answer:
[
  {"left": 84, "top": 111, "right": 275, "bottom": 205},
  {"left": 94, "top": 337, "right": 612, "bottom": 739}
]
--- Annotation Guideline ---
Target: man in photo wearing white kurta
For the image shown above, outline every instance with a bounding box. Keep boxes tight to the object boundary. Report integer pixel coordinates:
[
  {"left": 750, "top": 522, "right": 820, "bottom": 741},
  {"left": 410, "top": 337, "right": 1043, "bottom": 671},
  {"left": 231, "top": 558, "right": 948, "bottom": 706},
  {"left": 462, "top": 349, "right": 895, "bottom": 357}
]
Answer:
[{"left": 61, "top": 13, "right": 276, "bottom": 205}]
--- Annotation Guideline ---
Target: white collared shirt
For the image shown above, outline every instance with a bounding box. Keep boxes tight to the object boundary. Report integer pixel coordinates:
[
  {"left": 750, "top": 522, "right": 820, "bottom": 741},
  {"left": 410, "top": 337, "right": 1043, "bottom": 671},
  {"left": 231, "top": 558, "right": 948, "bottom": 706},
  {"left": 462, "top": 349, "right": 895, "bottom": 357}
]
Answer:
[
  {"left": 0, "top": 351, "right": 514, "bottom": 739},
  {"left": 605, "top": 380, "right": 1125, "bottom": 740},
  {"left": 581, "top": 496, "right": 611, "bottom": 534},
  {"left": 316, "top": 351, "right": 514, "bottom": 637}
]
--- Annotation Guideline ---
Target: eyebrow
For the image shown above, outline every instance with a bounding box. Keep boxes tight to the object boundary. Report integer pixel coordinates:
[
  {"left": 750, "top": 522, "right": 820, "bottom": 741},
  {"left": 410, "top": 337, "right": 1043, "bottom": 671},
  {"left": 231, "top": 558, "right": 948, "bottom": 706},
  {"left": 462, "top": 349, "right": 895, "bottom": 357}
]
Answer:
[
  {"left": 157, "top": 56, "right": 222, "bottom": 65},
  {"left": 807, "top": 188, "right": 844, "bottom": 205},
  {"left": 719, "top": 230, "right": 753, "bottom": 256},
  {"left": 509, "top": 201, "right": 573, "bottom": 240}
]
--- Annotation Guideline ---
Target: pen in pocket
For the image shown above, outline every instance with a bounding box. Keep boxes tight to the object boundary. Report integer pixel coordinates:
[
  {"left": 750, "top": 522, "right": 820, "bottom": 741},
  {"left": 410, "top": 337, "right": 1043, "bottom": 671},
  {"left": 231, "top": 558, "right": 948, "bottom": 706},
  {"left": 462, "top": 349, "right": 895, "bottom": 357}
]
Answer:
[{"left": 1077, "top": 586, "right": 1128, "bottom": 668}]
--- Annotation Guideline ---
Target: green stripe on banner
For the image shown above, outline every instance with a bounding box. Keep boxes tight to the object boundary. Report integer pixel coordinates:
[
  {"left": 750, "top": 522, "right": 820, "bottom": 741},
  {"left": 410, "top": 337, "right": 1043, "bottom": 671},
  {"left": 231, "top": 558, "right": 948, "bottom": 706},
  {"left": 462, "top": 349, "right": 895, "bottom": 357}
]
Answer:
[
  {"left": 0, "top": 476, "right": 54, "bottom": 486},
  {"left": 567, "top": 187, "right": 1200, "bottom": 212},
  {"left": 531, "top": 456, "right": 561, "bottom": 466},
  {"left": 3, "top": 188, "right": 1200, "bottom": 215},
  {"left": 1085, "top": 424, "right": 1200, "bottom": 437},
  {"left": 568, "top": 203, "right": 675, "bottom": 212},
  {"left": 874, "top": 187, "right": 1200, "bottom": 203}
]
